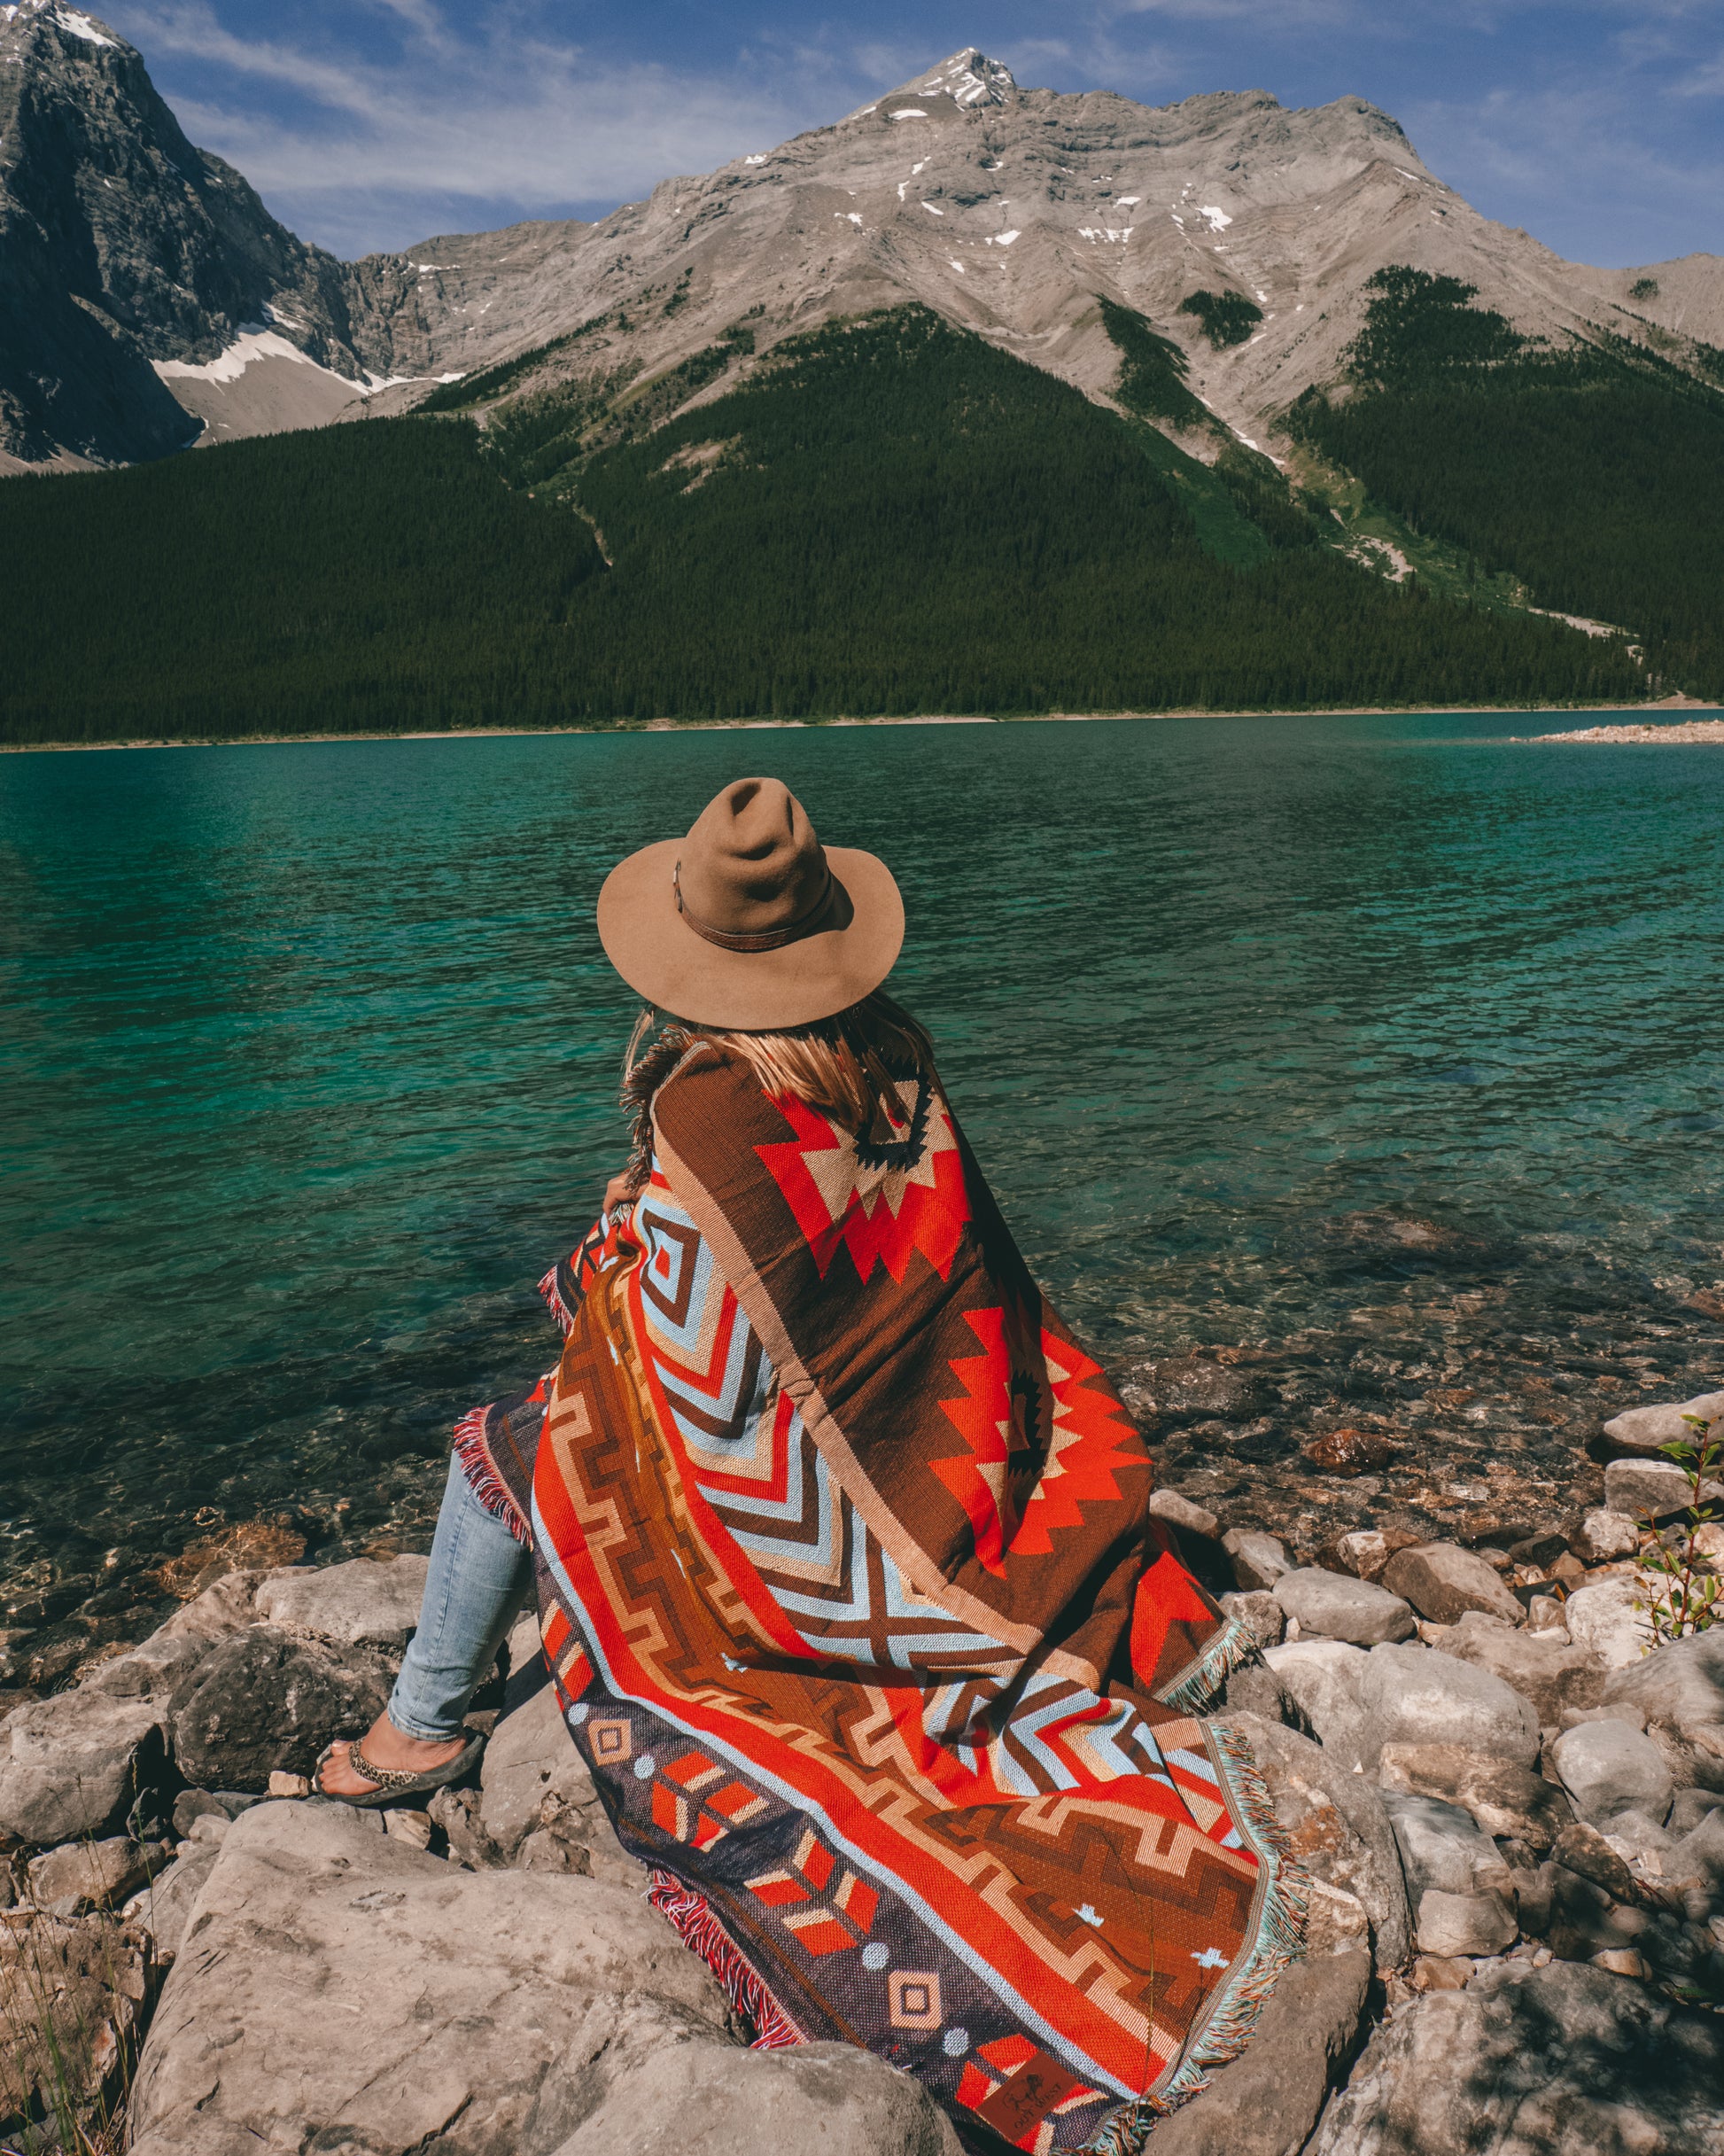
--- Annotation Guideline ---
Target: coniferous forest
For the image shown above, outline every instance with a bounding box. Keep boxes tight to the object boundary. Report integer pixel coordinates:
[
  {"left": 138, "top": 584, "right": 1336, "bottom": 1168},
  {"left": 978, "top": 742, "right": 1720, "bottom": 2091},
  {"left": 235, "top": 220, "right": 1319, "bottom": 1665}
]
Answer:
[
  {"left": 0, "top": 301, "right": 1688, "bottom": 743},
  {"left": 1291, "top": 270, "right": 1724, "bottom": 700}
]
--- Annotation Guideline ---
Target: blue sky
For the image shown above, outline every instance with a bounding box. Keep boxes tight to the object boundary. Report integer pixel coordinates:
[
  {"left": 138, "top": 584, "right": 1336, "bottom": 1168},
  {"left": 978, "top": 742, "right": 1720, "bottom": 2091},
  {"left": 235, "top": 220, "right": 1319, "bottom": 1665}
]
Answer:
[{"left": 103, "top": 2, "right": 1723, "bottom": 268}]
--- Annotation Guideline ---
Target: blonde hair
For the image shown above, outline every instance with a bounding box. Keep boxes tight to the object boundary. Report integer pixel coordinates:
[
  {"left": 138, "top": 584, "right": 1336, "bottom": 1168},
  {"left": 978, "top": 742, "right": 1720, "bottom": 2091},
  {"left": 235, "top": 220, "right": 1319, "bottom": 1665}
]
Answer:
[{"left": 620, "top": 992, "right": 933, "bottom": 1191}]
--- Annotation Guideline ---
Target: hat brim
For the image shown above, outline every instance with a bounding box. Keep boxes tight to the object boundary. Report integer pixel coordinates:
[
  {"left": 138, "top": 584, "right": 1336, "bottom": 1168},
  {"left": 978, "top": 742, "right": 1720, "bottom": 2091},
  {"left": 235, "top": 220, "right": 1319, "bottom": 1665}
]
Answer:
[{"left": 596, "top": 839, "right": 905, "bottom": 1030}]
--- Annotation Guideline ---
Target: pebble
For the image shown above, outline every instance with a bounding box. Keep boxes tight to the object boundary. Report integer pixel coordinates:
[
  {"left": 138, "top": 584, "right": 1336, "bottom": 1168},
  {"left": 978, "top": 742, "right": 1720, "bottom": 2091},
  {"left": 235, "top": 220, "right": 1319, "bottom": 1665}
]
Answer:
[
  {"left": 1148, "top": 1488, "right": 1221, "bottom": 1539},
  {"left": 267, "top": 1771, "right": 311, "bottom": 1799},
  {"left": 1571, "top": 1510, "right": 1640, "bottom": 1564},
  {"left": 1223, "top": 1528, "right": 1293, "bottom": 1591}
]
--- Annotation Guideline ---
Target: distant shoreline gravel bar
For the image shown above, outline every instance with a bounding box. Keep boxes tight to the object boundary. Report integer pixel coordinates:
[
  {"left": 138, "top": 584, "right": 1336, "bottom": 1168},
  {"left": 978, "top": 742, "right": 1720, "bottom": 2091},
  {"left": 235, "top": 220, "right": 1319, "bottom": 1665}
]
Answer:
[
  {"left": 1530, "top": 719, "right": 1724, "bottom": 743},
  {"left": 4, "top": 700, "right": 1720, "bottom": 753}
]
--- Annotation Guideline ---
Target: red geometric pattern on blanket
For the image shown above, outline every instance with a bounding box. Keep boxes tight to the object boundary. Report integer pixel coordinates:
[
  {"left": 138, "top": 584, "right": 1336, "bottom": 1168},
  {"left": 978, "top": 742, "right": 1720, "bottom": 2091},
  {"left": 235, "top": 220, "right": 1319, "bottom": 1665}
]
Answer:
[
  {"left": 932, "top": 1309, "right": 1142, "bottom": 1576},
  {"left": 753, "top": 1081, "right": 970, "bottom": 1284},
  {"left": 746, "top": 1826, "right": 881, "bottom": 1957},
  {"left": 652, "top": 1047, "right": 1231, "bottom": 1702},
  {"left": 513, "top": 1234, "right": 1302, "bottom": 2156}
]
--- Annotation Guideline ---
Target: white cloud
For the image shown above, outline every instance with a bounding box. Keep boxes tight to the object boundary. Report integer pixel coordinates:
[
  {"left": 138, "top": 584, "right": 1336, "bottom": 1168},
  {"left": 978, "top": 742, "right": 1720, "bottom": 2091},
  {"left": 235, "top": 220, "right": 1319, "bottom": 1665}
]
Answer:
[{"left": 105, "top": 0, "right": 848, "bottom": 252}]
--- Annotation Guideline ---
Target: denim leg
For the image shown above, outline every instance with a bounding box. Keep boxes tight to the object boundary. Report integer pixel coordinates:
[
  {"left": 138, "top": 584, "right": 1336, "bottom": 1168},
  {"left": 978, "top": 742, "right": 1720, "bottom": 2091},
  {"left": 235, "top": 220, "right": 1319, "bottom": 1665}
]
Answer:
[{"left": 387, "top": 1452, "right": 534, "bottom": 1741}]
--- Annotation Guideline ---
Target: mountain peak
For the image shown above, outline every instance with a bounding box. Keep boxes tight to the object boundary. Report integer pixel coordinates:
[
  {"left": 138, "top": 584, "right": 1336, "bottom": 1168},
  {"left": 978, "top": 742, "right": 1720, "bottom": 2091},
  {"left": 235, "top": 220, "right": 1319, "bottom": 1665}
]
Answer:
[
  {"left": 1, "top": 2, "right": 123, "bottom": 51},
  {"left": 885, "top": 48, "right": 1017, "bottom": 111}
]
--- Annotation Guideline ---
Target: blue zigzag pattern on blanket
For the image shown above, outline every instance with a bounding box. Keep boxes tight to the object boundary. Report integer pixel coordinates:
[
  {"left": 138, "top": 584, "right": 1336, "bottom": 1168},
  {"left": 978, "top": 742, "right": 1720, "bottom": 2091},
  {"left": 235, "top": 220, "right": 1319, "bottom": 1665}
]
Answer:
[{"left": 633, "top": 1169, "right": 1013, "bottom": 1693}]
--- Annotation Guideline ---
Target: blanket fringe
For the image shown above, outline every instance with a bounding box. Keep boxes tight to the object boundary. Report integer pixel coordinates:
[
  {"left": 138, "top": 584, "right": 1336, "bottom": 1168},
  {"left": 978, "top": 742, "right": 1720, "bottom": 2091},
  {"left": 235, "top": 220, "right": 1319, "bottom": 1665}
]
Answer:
[
  {"left": 538, "top": 1263, "right": 578, "bottom": 1341},
  {"left": 451, "top": 1403, "right": 533, "bottom": 1547},
  {"left": 1153, "top": 1613, "right": 1254, "bottom": 1717},
  {"left": 1080, "top": 1714, "right": 1309, "bottom": 2154},
  {"left": 647, "top": 1869, "right": 805, "bottom": 2051}
]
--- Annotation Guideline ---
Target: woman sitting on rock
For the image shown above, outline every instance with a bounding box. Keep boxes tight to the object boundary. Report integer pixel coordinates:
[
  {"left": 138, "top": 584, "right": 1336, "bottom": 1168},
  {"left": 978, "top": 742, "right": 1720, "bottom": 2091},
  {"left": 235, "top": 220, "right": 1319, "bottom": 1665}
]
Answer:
[{"left": 318, "top": 777, "right": 1303, "bottom": 2152}]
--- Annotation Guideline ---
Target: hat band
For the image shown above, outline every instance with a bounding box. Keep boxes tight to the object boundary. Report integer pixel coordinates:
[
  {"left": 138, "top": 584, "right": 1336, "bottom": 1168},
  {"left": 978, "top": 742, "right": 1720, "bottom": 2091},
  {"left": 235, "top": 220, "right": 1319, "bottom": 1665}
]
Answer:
[{"left": 673, "top": 858, "right": 834, "bottom": 953}]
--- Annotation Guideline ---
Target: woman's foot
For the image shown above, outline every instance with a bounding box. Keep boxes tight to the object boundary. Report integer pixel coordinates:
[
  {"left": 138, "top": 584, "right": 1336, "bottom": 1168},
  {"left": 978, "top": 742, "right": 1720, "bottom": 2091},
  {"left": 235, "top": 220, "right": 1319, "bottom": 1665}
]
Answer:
[{"left": 315, "top": 1710, "right": 470, "bottom": 1798}]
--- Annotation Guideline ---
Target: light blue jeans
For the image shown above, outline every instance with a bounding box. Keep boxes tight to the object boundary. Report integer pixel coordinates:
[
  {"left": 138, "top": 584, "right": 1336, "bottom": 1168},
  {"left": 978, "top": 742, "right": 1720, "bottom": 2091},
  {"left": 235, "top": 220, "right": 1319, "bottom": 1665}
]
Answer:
[{"left": 387, "top": 1454, "right": 534, "bottom": 1741}]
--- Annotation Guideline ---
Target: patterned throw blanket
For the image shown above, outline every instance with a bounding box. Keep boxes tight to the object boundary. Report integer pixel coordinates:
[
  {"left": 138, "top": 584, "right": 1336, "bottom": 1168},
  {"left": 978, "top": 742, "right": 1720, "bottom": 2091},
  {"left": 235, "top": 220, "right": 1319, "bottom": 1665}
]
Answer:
[{"left": 460, "top": 1043, "right": 1303, "bottom": 2154}]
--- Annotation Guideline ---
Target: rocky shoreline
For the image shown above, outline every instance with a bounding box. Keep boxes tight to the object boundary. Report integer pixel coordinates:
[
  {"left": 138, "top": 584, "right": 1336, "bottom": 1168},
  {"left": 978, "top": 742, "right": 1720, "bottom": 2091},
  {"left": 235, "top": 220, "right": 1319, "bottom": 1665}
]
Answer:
[{"left": 2, "top": 1389, "right": 1722, "bottom": 2153}]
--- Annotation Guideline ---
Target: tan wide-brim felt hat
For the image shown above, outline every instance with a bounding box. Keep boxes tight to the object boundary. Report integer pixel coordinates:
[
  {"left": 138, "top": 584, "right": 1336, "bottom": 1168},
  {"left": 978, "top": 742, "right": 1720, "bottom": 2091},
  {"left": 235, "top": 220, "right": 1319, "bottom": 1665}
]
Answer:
[{"left": 596, "top": 776, "right": 905, "bottom": 1030}]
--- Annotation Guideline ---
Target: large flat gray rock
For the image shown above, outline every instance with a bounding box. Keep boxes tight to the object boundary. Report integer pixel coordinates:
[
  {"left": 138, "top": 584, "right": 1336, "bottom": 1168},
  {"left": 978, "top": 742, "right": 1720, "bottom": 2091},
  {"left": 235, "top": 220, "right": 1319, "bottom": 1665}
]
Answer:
[
  {"left": 127, "top": 1800, "right": 727, "bottom": 2155},
  {"left": 1604, "top": 1458, "right": 1723, "bottom": 1517},
  {"left": 1131, "top": 1950, "right": 1369, "bottom": 2156},
  {"left": 1308, "top": 1957, "right": 1724, "bottom": 2156}
]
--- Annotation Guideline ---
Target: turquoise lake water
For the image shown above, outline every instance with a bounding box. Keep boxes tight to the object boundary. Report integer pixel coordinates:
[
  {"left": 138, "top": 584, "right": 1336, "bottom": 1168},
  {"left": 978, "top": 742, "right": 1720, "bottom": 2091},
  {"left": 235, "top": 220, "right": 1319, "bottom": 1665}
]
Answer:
[{"left": 3, "top": 713, "right": 1722, "bottom": 1671}]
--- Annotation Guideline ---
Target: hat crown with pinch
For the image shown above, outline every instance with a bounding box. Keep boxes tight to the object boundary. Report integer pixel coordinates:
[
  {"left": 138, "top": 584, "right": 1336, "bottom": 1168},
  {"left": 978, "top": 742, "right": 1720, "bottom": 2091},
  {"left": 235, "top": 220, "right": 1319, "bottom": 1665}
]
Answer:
[{"left": 675, "top": 779, "right": 835, "bottom": 950}]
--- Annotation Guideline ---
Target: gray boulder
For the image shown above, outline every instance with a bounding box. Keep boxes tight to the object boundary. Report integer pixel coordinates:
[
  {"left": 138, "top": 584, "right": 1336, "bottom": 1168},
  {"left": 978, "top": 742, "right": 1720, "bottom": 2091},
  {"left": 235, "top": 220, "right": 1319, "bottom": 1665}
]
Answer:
[
  {"left": 1440, "top": 1609, "right": 1606, "bottom": 1726},
  {"left": 1550, "top": 1720, "right": 1674, "bottom": 1828},
  {"left": 1381, "top": 1543, "right": 1522, "bottom": 1627},
  {"left": 1230, "top": 1711, "right": 1411, "bottom": 1973},
  {"left": 167, "top": 1623, "right": 393, "bottom": 1790},
  {"left": 1603, "top": 1389, "right": 1724, "bottom": 1457},
  {"left": 537, "top": 1996, "right": 962, "bottom": 2156},
  {"left": 1308, "top": 1958, "right": 1724, "bottom": 2156},
  {"left": 1562, "top": 1577, "right": 1655, "bottom": 1670},
  {"left": 1604, "top": 1458, "right": 1722, "bottom": 1518},
  {"left": 1271, "top": 1569, "right": 1416, "bottom": 1647},
  {"left": 129, "top": 1800, "right": 905, "bottom": 2156},
  {"left": 252, "top": 1553, "right": 431, "bottom": 1648},
  {"left": 1601, "top": 1629, "right": 1724, "bottom": 1743},
  {"left": 1378, "top": 1791, "right": 1517, "bottom": 1958},
  {"left": 1572, "top": 1510, "right": 1640, "bottom": 1564},
  {"left": 1149, "top": 1487, "right": 1221, "bottom": 1539},
  {"left": 1376, "top": 1742, "right": 1573, "bottom": 1852},
  {"left": 1379, "top": 1792, "right": 1513, "bottom": 1899},
  {"left": 478, "top": 1684, "right": 645, "bottom": 1887},
  {"left": 0, "top": 1686, "right": 164, "bottom": 1844},
  {"left": 26, "top": 1833, "right": 165, "bottom": 1913},
  {"left": 1261, "top": 1640, "right": 1371, "bottom": 1771},
  {"left": 1125, "top": 1950, "right": 1369, "bottom": 2156},
  {"left": 1218, "top": 1590, "right": 1285, "bottom": 1650},
  {"left": 1413, "top": 1887, "right": 1516, "bottom": 1958},
  {"left": 1357, "top": 1644, "right": 1540, "bottom": 1770},
  {"left": 1223, "top": 1529, "right": 1293, "bottom": 1592}
]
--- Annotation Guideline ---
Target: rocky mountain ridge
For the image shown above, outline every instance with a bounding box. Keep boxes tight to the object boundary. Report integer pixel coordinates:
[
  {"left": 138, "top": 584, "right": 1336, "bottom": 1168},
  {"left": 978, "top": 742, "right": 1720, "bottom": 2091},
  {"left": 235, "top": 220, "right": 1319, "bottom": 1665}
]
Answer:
[{"left": 4, "top": 14, "right": 1721, "bottom": 471}]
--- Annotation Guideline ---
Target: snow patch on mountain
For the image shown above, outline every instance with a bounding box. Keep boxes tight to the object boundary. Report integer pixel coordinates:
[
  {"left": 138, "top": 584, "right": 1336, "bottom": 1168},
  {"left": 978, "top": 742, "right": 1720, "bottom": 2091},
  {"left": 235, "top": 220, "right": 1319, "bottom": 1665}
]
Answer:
[
  {"left": 55, "top": 8, "right": 115, "bottom": 45},
  {"left": 153, "top": 329, "right": 337, "bottom": 385}
]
